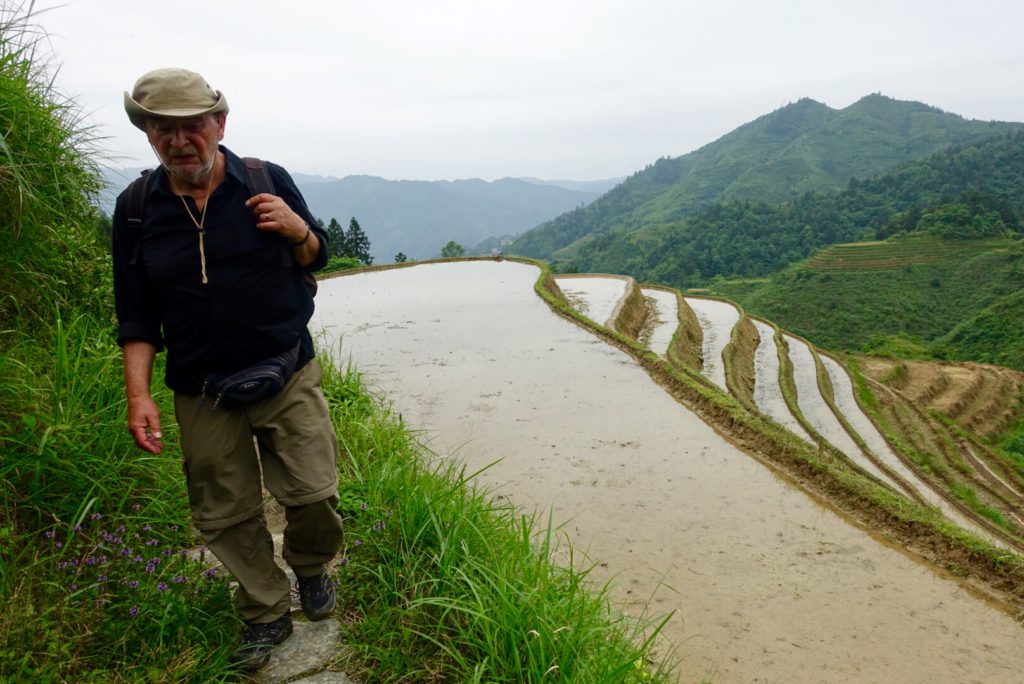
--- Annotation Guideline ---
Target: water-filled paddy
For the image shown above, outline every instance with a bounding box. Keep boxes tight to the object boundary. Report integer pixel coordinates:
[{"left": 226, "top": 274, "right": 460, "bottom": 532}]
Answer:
[
  {"left": 313, "top": 262, "right": 1024, "bottom": 683},
  {"left": 751, "top": 320, "right": 814, "bottom": 443},
  {"left": 639, "top": 287, "right": 678, "bottom": 357},
  {"left": 684, "top": 297, "right": 738, "bottom": 392},
  {"left": 553, "top": 275, "right": 628, "bottom": 327},
  {"left": 783, "top": 334, "right": 908, "bottom": 495},
  {"left": 820, "top": 355, "right": 1000, "bottom": 546}
]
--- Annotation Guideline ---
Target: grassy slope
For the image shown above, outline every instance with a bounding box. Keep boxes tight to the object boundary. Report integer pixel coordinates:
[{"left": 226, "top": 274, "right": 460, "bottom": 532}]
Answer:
[
  {"left": 710, "top": 234, "right": 1024, "bottom": 368},
  {"left": 0, "top": 10, "right": 671, "bottom": 681}
]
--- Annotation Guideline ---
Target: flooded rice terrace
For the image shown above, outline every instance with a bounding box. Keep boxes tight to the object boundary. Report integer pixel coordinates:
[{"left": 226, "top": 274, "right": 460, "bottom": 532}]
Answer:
[{"left": 313, "top": 261, "right": 1024, "bottom": 683}]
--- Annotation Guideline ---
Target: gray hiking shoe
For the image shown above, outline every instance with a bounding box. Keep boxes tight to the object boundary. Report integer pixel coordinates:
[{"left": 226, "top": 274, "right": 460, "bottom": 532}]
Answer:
[
  {"left": 230, "top": 613, "right": 293, "bottom": 672},
  {"left": 296, "top": 572, "right": 337, "bottom": 621}
]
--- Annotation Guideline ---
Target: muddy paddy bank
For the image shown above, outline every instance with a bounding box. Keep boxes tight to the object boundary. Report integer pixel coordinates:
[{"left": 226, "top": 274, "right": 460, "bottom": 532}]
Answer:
[{"left": 313, "top": 261, "right": 1024, "bottom": 683}]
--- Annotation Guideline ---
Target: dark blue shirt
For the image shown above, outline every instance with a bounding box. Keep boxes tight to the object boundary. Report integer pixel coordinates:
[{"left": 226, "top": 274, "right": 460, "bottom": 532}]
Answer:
[{"left": 112, "top": 146, "right": 327, "bottom": 394}]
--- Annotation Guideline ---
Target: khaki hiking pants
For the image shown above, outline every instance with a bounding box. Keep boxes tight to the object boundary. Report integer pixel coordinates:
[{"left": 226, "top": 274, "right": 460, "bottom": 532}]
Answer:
[{"left": 174, "top": 359, "right": 343, "bottom": 623}]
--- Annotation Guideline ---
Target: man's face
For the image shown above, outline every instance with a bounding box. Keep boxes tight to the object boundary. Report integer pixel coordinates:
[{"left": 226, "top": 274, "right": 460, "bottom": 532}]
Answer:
[{"left": 144, "top": 113, "right": 225, "bottom": 186}]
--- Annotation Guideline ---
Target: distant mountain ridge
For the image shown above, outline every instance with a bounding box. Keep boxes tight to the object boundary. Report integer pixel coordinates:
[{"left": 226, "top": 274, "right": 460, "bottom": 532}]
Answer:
[
  {"left": 97, "top": 170, "right": 607, "bottom": 262},
  {"left": 297, "top": 175, "right": 601, "bottom": 261},
  {"left": 508, "top": 94, "right": 1024, "bottom": 259}
]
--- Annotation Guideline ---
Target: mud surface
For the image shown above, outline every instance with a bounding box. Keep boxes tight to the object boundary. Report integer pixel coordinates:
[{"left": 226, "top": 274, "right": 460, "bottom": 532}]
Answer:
[
  {"left": 640, "top": 288, "right": 678, "bottom": 357},
  {"left": 553, "top": 275, "right": 628, "bottom": 327},
  {"left": 751, "top": 320, "right": 814, "bottom": 444},
  {"left": 313, "top": 262, "right": 1024, "bottom": 683},
  {"left": 684, "top": 297, "right": 739, "bottom": 392}
]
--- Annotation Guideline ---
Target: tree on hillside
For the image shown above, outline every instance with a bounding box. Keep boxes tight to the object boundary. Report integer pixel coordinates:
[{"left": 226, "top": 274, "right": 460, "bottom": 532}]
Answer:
[
  {"left": 326, "top": 217, "right": 346, "bottom": 257},
  {"left": 346, "top": 217, "right": 373, "bottom": 265},
  {"left": 440, "top": 240, "right": 465, "bottom": 258},
  {"left": 394, "top": 252, "right": 407, "bottom": 263}
]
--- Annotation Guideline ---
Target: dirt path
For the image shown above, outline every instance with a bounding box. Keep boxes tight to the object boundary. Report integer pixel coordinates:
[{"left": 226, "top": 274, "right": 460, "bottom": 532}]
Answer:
[{"left": 313, "top": 262, "right": 1024, "bottom": 683}]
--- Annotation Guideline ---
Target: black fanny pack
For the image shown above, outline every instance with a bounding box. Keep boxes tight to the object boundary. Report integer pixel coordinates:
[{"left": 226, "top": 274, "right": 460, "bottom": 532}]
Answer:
[{"left": 200, "top": 341, "right": 301, "bottom": 411}]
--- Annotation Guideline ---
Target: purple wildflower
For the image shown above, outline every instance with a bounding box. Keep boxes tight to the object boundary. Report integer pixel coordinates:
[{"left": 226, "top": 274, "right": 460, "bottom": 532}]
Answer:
[
  {"left": 204, "top": 568, "right": 217, "bottom": 580},
  {"left": 44, "top": 530, "right": 56, "bottom": 539},
  {"left": 146, "top": 539, "right": 159, "bottom": 547},
  {"left": 55, "top": 542, "right": 62, "bottom": 549},
  {"left": 117, "top": 524, "right": 126, "bottom": 533},
  {"left": 96, "top": 575, "right": 107, "bottom": 584},
  {"left": 142, "top": 525, "right": 152, "bottom": 532},
  {"left": 90, "top": 513, "right": 102, "bottom": 521},
  {"left": 339, "top": 556, "right": 350, "bottom": 566},
  {"left": 353, "top": 539, "right": 362, "bottom": 547},
  {"left": 128, "top": 580, "right": 139, "bottom": 589},
  {"left": 157, "top": 582, "right": 168, "bottom": 593},
  {"left": 129, "top": 606, "right": 139, "bottom": 617},
  {"left": 173, "top": 575, "right": 187, "bottom": 584}
]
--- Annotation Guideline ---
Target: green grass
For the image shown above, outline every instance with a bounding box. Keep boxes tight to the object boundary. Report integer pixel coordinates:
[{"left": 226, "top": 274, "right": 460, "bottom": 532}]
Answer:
[
  {"left": 0, "top": 7, "right": 674, "bottom": 681},
  {"left": 709, "top": 234, "right": 1024, "bottom": 368}
]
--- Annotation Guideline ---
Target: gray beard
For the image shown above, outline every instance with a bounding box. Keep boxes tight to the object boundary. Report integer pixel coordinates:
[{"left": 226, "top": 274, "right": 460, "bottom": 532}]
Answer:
[{"left": 152, "top": 145, "right": 216, "bottom": 188}]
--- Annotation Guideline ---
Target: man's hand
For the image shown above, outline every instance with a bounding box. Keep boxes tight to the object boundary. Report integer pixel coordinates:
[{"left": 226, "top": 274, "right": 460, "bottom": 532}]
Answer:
[
  {"left": 123, "top": 340, "right": 162, "bottom": 454},
  {"left": 245, "top": 193, "right": 307, "bottom": 242},
  {"left": 128, "top": 395, "right": 163, "bottom": 454},
  {"left": 245, "top": 193, "right": 319, "bottom": 266}
]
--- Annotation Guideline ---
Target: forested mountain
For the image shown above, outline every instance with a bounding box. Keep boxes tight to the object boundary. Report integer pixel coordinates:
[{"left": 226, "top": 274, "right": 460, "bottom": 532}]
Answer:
[
  {"left": 551, "top": 131, "right": 1024, "bottom": 286},
  {"left": 99, "top": 170, "right": 602, "bottom": 263},
  {"left": 508, "top": 95, "right": 1023, "bottom": 259}
]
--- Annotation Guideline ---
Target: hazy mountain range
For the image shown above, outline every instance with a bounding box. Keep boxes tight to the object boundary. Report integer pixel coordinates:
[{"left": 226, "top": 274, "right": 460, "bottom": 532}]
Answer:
[{"left": 98, "top": 169, "right": 621, "bottom": 262}]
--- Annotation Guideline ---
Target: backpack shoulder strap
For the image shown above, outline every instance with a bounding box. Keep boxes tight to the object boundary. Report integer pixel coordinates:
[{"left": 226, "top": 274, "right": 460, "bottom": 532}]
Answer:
[
  {"left": 124, "top": 169, "right": 154, "bottom": 265},
  {"left": 241, "top": 157, "right": 276, "bottom": 196},
  {"left": 242, "top": 157, "right": 316, "bottom": 296},
  {"left": 125, "top": 168, "right": 154, "bottom": 227}
]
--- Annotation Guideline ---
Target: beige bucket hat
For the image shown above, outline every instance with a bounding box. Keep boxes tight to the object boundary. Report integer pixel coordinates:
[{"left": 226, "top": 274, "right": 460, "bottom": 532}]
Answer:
[{"left": 124, "top": 68, "right": 229, "bottom": 131}]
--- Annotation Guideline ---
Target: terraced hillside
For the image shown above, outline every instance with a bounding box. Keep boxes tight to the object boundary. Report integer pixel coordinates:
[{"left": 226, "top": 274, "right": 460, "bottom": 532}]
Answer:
[
  {"left": 556, "top": 273, "right": 1024, "bottom": 554},
  {"left": 712, "top": 233, "right": 1024, "bottom": 368},
  {"left": 315, "top": 259, "right": 1024, "bottom": 682}
]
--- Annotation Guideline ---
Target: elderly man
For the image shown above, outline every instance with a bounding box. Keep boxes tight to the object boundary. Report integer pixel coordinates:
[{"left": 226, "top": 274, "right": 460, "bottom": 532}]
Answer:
[{"left": 112, "top": 68, "right": 343, "bottom": 671}]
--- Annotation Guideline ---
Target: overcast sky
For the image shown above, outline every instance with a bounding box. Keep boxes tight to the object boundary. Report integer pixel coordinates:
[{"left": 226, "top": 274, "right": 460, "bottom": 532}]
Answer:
[{"left": 34, "top": 0, "right": 1024, "bottom": 181}]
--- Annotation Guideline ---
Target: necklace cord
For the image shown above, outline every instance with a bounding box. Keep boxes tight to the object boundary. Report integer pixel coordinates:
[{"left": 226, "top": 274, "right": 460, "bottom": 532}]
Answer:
[{"left": 178, "top": 170, "right": 216, "bottom": 284}]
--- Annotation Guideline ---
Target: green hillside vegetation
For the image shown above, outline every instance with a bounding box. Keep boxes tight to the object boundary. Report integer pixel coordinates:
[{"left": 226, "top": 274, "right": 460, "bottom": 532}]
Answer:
[
  {"left": 709, "top": 234, "right": 1024, "bottom": 369},
  {"left": 0, "top": 11, "right": 669, "bottom": 681},
  {"left": 509, "top": 95, "right": 1022, "bottom": 259},
  {"left": 550, "top": 132, "right": 1024, "bottom": 287}
]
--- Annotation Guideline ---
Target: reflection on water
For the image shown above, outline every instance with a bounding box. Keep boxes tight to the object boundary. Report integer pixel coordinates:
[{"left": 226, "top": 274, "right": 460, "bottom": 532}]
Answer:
[
  {"left": 312, "top": 261, "right": 1024, "bottom": 684},
  {"left": 820, "top": 355, "right": 1002, "bottom": 546},
  {"left": 784, "top": 334, "right": 907, "bottom": 493},
  {"left": 752, "top": 320, "right": 814, "bottom": 443},
  {"left": 554, "top": 275, "right": 628, "bottom": 327},
  {"left": 684, "top": 297, "right": 739, "bottom": 392},
  {"left": 640, "top": 288, "right": 678, "bottom": 357}
]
